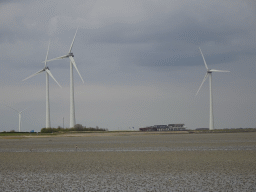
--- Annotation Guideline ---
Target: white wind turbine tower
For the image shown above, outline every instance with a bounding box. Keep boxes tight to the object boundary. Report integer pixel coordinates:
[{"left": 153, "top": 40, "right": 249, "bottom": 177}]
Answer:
[
  {"left": 46, "top": 28, "right": 84, "bottom": 128},
  {"left": 196, "top": 47, "right": 230, "bottom": 130},
  {"left": 23, "top": 41, "right": 62, "bottom": 128},
  {"left": 5, "top": 105, "right": 28, "bottom": 132}
]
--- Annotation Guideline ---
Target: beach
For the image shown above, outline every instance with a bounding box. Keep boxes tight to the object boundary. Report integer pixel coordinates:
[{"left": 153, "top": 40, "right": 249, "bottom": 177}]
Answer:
[{"left": 0, "top": 132, "right": 255, "bottom": 191}]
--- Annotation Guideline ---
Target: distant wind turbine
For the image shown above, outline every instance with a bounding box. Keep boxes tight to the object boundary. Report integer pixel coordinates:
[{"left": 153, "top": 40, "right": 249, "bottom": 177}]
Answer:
[
  {"left": 5, "top": 105, "right": 28, "bottom": 132},
  {"left": 23, "top": 41, "right": 62, "bottom": 128},
  {"left": 196, "top": 47, "right": 230, "bottom": 130},
  {"left": 45, "top": 28, "right": 84, "bottom": 128}
]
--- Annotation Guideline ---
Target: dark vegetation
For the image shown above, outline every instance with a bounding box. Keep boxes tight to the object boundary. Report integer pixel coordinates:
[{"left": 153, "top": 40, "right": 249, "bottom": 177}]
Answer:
[
  {"left": 41, "top": 124, "right": 107, "bottom": 133},
  {"left": 0, "top": 132, "right": 39, "bottom": 136},
  {"left": 189, "top": 128, "right": 256, "bottom": 134}
]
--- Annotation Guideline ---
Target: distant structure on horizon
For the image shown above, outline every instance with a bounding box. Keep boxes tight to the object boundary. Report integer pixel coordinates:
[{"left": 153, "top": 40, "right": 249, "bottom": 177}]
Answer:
[{"left": 139, "top": 124, "right": 186, "bottom": 131}]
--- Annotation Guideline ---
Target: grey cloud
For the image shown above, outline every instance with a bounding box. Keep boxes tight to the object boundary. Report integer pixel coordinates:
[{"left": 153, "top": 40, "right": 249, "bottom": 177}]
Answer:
[{"left": 1, "top": 0, "right": 256, "bottom": 131}]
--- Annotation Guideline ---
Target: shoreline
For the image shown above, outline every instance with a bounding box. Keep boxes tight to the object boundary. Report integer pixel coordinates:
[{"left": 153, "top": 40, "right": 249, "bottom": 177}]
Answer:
[{"left": 1, "top": 129, "right": 256, "bottom": 138}]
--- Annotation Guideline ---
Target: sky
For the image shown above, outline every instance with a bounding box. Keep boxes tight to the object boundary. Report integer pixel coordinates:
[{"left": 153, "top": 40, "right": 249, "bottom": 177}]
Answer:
[{"left": 0, "top": 0, "right": 256, "bottom": 132}]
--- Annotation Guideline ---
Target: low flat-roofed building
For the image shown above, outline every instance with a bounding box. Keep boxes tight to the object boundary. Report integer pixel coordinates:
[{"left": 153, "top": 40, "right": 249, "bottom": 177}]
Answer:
[
  {"left": 168, "top": 124, "right": 184, "bottom": 127},
  {"left": 139, "top": 124, "right": 186, "bottom": 131},
  {"left": 154, "top": 125, "right": 168, "bottom": 128}
]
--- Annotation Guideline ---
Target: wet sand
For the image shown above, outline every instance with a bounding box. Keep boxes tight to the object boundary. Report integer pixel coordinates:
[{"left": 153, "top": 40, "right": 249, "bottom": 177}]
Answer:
[{"left": 0, "top": 132, "right": 255, "bottom": 191}]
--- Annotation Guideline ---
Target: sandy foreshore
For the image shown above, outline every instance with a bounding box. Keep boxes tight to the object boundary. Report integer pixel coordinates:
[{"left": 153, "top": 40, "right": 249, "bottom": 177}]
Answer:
[{"left": 0, "top": 132, "right": 255, "bottom": 191}]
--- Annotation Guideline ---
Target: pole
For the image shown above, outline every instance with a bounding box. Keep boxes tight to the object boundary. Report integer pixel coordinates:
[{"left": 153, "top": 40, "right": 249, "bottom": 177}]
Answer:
[
  {"left": 209, "top": 73, "right": 214, "bottom": 130},
  {"left": 70, "top": 62, "right": 76, "bottom": 128},
  {"left": 19, "top": 113, "right": 21, "bottom": 132},
  {"left": 46, "top": 72, "right": 51, "bottom": 128}
]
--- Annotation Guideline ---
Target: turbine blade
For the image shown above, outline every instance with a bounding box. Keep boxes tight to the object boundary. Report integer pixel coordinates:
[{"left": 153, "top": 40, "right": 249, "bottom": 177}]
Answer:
[
  {"left": 45, "top": 40, "right": 51, "bottom": 67},
  {"left": 209, "top": 69, "right": 230, "bottom": 72},
  {"left": 196, "top": 73, "right": 209, "bottom": 96},
  {"left": 69, "top": 56, "right": 84, "bottom": 83},
  {"left": 20, "top": 107, "right": 29, "bottom": 113},
  {"left": 45, "top": 69, "right": 62, "bottom": 88},
  {"left": 43, "top": 55, "right": 68, "bottom": 63},
  {"left": 4, "top": 104, "right": 19, "bottom": 113},
  {"left": 199, "top": 47, "right": 209, "bottom": 70},
  {"left": 69, "top": 27, "right": 79, "bottom": 53},
  {"left": 22, "top": 69, "right": 44, "bottom": 81}
]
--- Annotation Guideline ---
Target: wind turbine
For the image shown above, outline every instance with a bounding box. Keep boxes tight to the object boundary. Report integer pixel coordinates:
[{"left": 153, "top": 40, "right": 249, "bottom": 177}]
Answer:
[
  {"left": 45, "top": 28, "right": 84, "bottom": 128},
  {"left": 196, "top": 47, "right": 230, "bottom": 130},
  {"left": 5, "top": 105, "right": 28, "bottom": 132},
  {"left": 23, "top": 41, "right": 62, "bottom": 128}
]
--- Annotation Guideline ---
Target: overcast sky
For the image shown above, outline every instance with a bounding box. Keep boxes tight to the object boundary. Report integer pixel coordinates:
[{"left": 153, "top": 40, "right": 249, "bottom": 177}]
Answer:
[{"left": 1, "top": 0, "right": 256, "bottom": 131}]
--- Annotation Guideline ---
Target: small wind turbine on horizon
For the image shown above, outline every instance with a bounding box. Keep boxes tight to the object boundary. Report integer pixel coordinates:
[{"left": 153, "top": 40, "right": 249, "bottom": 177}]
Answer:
[
  {"left": 5, "top": 105, "right": 28, "bottom": 132},
  {"left": 196, "top": 47, "right": 230, "bottom": 130},
  {"left": 45, "top": 28, "right": 84, "bottom": 128},
  {"left": 23, "top": 41, "right": 62, "bottom": 128}
]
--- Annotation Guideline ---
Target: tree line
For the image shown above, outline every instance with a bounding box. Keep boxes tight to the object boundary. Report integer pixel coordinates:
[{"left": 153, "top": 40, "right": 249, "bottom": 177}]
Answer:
[{"left": 41, "top": 124, "right": 107, "bottom": 133}]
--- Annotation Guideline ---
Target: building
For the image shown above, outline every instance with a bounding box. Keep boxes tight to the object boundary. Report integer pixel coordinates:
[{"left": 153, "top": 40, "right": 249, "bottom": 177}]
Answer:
[{"left": 139, "top": 124, "right": 186, "bottom": 131}]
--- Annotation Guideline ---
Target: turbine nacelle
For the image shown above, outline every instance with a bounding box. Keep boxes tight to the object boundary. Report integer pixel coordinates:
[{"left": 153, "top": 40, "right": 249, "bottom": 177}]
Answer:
[
  {"left": 68, "top": 52, "right": 74, "bottom": 57},
  {"left": 43, "top": 66, "right": 50, "bottom": 71}
]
